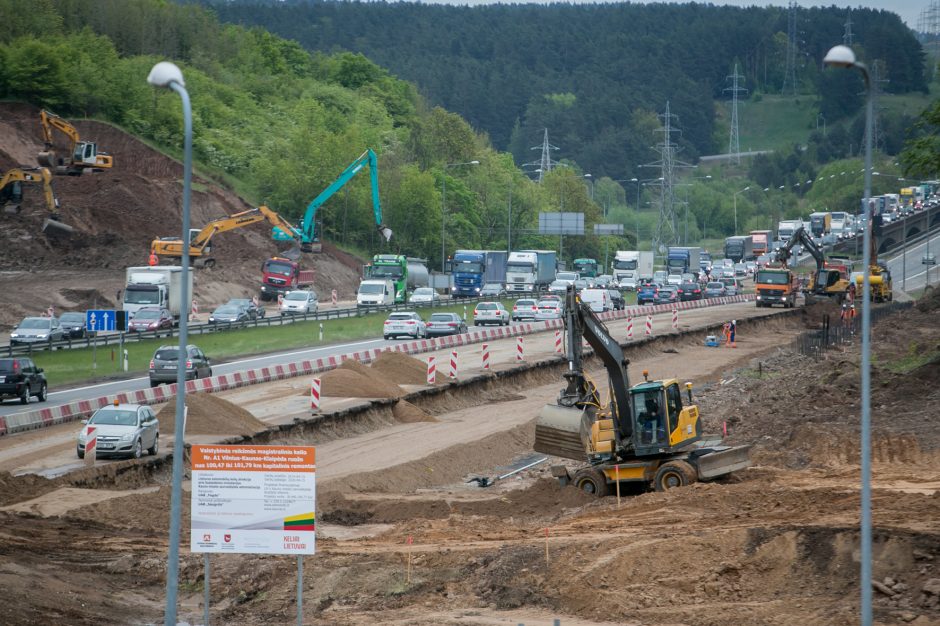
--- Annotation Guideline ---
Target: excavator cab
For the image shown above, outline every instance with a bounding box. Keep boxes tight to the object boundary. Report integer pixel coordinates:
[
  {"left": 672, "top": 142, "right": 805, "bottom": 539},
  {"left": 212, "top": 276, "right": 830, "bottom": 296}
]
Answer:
[{"left": 629, "top": 379, "right": 701, "bottom": 455}]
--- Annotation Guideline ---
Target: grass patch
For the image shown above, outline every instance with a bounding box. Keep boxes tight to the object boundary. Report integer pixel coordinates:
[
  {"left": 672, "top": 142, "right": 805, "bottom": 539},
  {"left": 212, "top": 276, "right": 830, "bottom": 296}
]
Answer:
[
  {"left": 31, "top": 300, "right": 518, "bottom": 388},
  {"left": 737, "top": 94, "right": 818, "bottom": 153},
  {"left": 881, "top": 343, "right": 940, "bottom": 375}
]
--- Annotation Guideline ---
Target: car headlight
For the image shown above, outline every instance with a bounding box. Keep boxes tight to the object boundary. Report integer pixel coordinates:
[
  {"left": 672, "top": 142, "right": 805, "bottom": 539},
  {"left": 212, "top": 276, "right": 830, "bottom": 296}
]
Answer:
[
  {"left": 121, "top": 432, "right": 135, "bottom": 442},
  {"left": 475, "top": 287, "right": 480, "bottom": 292},
  {"left": 10, "top": 333, "right": 19, "bottom": 338},
  {"left": 37, "top": 333, "right": 49, "bottom": 339},
  {"left": 78, "top": 432, "right": 86, "bottom": 443}
]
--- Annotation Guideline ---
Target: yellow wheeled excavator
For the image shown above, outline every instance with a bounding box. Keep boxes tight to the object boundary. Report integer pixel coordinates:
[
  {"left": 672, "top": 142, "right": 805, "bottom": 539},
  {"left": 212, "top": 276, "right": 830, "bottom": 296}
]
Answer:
[
  {"left": 37, "top": 109, "right": 113, "bottom": 175},
  {"left": 0, "top": 167, "right": 74, "bottom": 235},
  {"left": 151, "top": 205, "right": 301, "bottom": 268},
  {"left": 533, "top": 285, "right": 751, "bottom": 494},
  {"left": 854, "top": 218, "right": 893, "bottom": 302}
]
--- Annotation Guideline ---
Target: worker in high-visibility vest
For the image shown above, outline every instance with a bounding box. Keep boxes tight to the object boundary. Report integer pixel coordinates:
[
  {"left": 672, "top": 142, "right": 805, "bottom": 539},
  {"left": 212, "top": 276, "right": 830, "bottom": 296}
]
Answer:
[{"left": 148, "top": 250, "right": 159, "bottom": 267}]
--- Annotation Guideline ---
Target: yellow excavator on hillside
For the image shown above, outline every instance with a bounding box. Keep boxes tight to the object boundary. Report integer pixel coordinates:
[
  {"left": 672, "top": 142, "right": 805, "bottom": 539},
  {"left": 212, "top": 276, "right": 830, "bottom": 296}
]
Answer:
[
  {"left": 37, "top": 109, "right": 114, "bottom": 175},
  {"left": 151, "top": 205, "right": 301, "bottom": 268},
  {"left": 0, "top": 167, "right": 74, "bottom": 235}
]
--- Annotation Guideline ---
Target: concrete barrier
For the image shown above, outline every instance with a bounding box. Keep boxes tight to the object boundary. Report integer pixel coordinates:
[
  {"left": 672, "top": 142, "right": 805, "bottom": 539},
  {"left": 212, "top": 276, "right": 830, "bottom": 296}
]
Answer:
[{"left": 2, "top": 295, "right": 752, "bottom": 436}]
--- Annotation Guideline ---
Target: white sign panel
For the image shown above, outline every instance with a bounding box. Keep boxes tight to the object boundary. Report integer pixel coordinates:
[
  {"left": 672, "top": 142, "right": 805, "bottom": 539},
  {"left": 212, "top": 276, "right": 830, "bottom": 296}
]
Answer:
[{"left": 190, "top": 445, "right": 316, "bottom": 555}]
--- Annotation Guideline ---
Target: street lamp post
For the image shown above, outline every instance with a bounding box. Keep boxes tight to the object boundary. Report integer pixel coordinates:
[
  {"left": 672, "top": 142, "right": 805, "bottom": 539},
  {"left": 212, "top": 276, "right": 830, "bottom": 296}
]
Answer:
[
  {"left": 584, "top": 173, "right": 594, "bottom": 201},
  {"left": 630, "top": 178, "right": 640, "bottom": 246},
  {"left": 824, "top": 43, "right": 874, "bottom": 626},
  {"left": 441, "top": 160, "right": 480, "bottom": 270},
  {"left": 147, "top": 61, "right": 192, "bottom": 626},
  {"left": 733, "top": 186, "right": 751, "bottom": 234}
]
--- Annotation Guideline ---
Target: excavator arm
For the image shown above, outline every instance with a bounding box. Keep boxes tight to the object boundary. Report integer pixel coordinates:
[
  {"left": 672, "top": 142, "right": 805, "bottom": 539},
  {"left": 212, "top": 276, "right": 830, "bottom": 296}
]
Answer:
[
  {"left": 0, "top": 167, "right": 72, "bottom": 235},
  {"left": 275, "top": 148, "right": 392, "bottom": 252},
  {"left": 38, "top": 110, "right": 113, "bottom": 171}
]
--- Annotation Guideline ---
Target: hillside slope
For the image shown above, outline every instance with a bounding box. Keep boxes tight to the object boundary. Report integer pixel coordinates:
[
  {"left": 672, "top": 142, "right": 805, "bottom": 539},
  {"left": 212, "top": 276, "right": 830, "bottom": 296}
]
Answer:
[{"left": 0, "top": 103, "right": 363, "bottom": 332}]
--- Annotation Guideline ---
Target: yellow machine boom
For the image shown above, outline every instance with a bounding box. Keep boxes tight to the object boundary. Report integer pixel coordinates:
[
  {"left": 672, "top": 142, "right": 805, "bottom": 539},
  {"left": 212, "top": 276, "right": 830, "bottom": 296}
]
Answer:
[
  {"left": 0, "top": 167, "right": 73, "bottom": 235},
  {"left": 37, "top": 109, "right": 113, "bottom": 174}
]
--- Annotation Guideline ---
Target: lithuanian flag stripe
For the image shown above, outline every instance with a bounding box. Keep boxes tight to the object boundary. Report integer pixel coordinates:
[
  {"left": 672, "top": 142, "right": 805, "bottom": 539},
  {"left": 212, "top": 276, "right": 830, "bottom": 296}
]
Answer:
[{"left": 284, "top": 512, "right": 316, "bottom": 530}]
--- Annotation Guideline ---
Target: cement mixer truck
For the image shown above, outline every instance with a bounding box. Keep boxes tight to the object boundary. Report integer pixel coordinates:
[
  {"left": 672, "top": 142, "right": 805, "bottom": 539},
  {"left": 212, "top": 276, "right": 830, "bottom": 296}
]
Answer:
[{"left": 362, "top": 254, "right": 430, "bottom": 302}]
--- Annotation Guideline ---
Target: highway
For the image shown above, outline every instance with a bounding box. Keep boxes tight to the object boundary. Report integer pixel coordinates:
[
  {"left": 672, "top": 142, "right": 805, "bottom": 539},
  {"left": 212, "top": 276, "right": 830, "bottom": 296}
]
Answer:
[{"left": 885, "top": 230, "right": 940, "bottom": 293}]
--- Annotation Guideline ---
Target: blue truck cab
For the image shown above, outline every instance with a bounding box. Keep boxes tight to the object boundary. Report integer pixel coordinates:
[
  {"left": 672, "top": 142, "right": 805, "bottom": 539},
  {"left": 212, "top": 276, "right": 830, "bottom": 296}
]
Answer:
[{"left": 451, "top": 250, "right": 508, "bottom": 297}]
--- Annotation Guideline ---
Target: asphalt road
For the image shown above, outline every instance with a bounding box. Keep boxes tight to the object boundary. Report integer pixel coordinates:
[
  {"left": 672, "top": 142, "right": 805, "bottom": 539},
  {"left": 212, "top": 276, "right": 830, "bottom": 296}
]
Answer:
[{"left": 885, "top": 230, "right": 940, "bottom": 292}]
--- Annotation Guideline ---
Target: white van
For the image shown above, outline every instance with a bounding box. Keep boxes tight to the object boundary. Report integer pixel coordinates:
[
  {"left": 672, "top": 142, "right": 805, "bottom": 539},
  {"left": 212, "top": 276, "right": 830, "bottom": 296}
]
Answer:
[
  {"left": 579, "top": 288, "right": 611, "bottom": 313},
  {"left": 357, "top": 279, "right": 395, "bottom": 307}
]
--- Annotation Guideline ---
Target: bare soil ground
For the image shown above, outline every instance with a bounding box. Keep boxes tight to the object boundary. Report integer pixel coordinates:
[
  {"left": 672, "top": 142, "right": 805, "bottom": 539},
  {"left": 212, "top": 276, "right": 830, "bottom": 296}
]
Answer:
[
  {"left": 0, "top": 297, "right": 937, "bottom": 625},
  {"left": 0, "top": 103, "right": 363, "bottom": 333}
]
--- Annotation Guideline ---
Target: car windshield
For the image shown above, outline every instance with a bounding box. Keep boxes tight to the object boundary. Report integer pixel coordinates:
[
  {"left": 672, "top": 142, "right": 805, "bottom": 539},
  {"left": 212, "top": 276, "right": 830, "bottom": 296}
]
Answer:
[
  {"left": 430, "top": 314, "right": 455, "bottom": 322},
  {"left": 707, "top": 282, "right": 724, "bottom": 289},
  {"left": 370, "top": 265, "right": 403, "bottom": 279},
  {"left": 124, "top": 287, "right": 160, "bottom": 304},
  {"left": 60, "top": 313, "right": 84, "bottom": 323},
  {"left": 537, "top": 301, "right": 558, "bottom": 307},
  {"left": 476, "top": 303, "right": 497, "bottom": 310},
  {"left": 550, "top": 281, "right": 566, "bottom": 288},
  {"left": 556, "top": 272, "right": 577, "bottom": 281},
  {"left": 454, "top": 261, "right": 484, "bottom": 273},
  {"left": 89, "top": 409, "right": 138, "bottom": 426},
  {"left": 516, "top": 300, "right": 536, "bottom": 306},
  {"left": 388, "top": 313, "right": 414, "bottom": 321},
  {"left": 228, "top": 299, "right": 250, "bottom": 307},
  {"left": 18, "top": 318, "right": 50, "bottom": 329},
  {"left": 264, "top": 261, "right": 293, "bottom": 276},
  {"left": 214, "top": 306, "right": 238, "bottom": 314},
  {"left": 483, "top": 284, "right": 502, "bottom": 292},
  {"left": 286, "top": 292, "right": 309, "bottom": 301},
  {"left": 756, "top": 271, "right": 790, "bottom": 285},
  {"left": 359, "top": 283, "right": 385, "bottom": 294},
  {"left": 134, "top": 310, "right": 161, "bottom": 319},
  {"left": 413, "top": 288, "right": 433, "bottom": 296},
  {"left": 154, "top": 349, "right": 180, "bottom": 360}
]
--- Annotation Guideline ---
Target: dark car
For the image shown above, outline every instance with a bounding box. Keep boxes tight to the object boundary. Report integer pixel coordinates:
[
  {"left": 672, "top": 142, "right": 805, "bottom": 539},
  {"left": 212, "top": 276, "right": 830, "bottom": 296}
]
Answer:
[
  {"left": 607, "top": 289, "right": 625, "bottom": 310},
  {"left": 704, "top": 281, "right": 727, "bottom": 299},
  {"left": 128, "top": 307, "right": 173, "bottom": 333},
  {"left": 59, "top": 311, "right": 95, "bottom": 339},
  {"left": 0, "top": 357, "right": 47, "bottom": 404},
  {"left": 148, "top": 344, "right": 212, "bottom": 387},
  {"left": 208, "top": 304, "right": 250, "bottom": 326},
  {"left": 637, "top": 282, "right": 662, "bottom": 305},
  {"left": 653, "top": 285, "right": 679, "bottom": 305},
  {"left": 227, "top": 298, "right": 265, "bottom": 320},
  {"left": 676, "top": 281, "right": 703, "bottom": 301},
  {"left": 425, "top": 312, "right": 468, "bottom": 337}
]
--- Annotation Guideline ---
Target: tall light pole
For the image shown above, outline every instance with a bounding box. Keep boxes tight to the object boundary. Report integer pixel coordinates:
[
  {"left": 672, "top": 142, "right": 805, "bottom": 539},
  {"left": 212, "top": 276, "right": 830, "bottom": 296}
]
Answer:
[
  {"left": 630, "top": 178, "right": 640, "bottom": 246},
  {"left": 147, "top": 61, "right": 192, "bottom": 626},
  {"left": 506, "top": 174, "right": 513, "bottom": 254},
  {"left": 441, "top": 160, "right": 479, "bottom": 270},
  {"left": 584, "top": 173, "right": 594, "bottom": 202},
  {"left": 825, "top": 43, "right": 873, "bottom": 626},
  {"left": 733, "top": 185, "right": 751, "bottom": 234}
]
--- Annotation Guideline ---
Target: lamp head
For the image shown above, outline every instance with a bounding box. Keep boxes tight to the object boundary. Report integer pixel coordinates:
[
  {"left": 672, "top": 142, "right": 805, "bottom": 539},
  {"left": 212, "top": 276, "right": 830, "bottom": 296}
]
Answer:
[
  {"left": 147, "top": 62, "right": 185, "bottom": 88},
  {"left": 469, "top": 160, "right": 480, "bottom": 165},
  {"left": 823, "top": 45, "right": 857, "bottom": 68}
]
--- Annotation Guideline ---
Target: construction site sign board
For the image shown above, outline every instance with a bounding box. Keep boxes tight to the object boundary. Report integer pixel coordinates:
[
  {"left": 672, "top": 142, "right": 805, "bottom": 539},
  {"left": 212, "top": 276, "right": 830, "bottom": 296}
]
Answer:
[{"left": 190, "top": 444, "right": 316, "bottom": 555}]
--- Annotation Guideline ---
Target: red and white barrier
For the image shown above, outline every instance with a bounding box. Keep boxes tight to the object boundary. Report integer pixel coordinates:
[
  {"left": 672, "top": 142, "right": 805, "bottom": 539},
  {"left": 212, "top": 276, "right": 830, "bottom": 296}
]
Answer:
[
  {"left": 84, "top": 425, "right": 97, "bottom": 465},
  {"left": 482, "top": 343, "right": 490, "bottom": 370},
  {"left": 646, "top": 315, "right": 653, "bottom": 336},
  {"left": 331, "top": 289, "right": 338, "bottom": 306},
  {"left": 672, "top": 308, "right": 678, "bottom": 330},
  {"left": 627, "top": 316, "right": 633, "bottom": 339},
  {"left": 516, "top": 336, "right": 524, "bottom": 361},
  {"left": 191, "top": 300, "right": 199, "bottom": 320},
  {"left": 427, "top": 356, "right": 436, "bottom": 384},
  {"left": 554, "top": 330, "right": 562, "bottom": 354},
  {"left": 450, "top": 350, "right": 458, "bottom": 379},
  {"left": 310, "top": 378, "right": 321, "bottom": 413}
]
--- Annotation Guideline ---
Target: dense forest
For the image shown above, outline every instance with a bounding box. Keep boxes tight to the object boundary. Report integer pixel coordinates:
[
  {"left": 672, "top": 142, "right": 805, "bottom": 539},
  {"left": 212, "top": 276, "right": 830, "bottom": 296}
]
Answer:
[{"left": 205, "top": 0, "right": 926, "bottom": 181}]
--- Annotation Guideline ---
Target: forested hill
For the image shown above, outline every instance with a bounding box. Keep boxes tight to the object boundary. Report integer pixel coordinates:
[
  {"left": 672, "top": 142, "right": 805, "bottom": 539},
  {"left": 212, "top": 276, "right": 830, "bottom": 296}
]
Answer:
[{"left": 204, "top": 1, "right": 924, "bottom": 180}]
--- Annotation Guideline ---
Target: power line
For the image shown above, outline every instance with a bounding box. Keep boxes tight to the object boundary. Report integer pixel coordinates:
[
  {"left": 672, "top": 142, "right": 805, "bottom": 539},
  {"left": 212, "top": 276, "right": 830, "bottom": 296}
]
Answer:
[{"left": 724, "top": 63, "right": 747, "bottom": 165}]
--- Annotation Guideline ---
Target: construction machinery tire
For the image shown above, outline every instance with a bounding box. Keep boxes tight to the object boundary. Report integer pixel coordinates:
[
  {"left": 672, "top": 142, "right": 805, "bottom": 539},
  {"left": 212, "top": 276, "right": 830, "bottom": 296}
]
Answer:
[
  {"left": 652, "top": 460, "right": 697, "bottom": 492},
  {"left": 572, "top": 467, "right": 609, "bottom": 497}
]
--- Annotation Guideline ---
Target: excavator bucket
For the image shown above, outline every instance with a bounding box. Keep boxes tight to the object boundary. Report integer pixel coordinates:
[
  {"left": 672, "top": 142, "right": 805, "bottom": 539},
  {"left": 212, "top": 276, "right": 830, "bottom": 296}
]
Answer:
[
  {"left": 37, "top": 150, "right": 56, "bottom": 168},
  {"left": 42, "top": 217, "right": 75, "bottom": 237},
  {"left": 694, "top": 444, "right": 752, "bottom": 479},
  {"left": 280, "top": 245, "right": 302, "bottom": 262},
  {"left": 533, "top": 405, "right": 593, "bottom": 461}
]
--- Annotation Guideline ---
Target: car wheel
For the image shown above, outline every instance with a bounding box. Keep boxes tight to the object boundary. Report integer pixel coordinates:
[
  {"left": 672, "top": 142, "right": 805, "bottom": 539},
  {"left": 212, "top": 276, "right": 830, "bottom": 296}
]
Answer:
[
  {"left": 383, "top": 335, "right": 390, "bottom": 341},
  {"left": 150, "top": 381, "right": 159, "bottom": 388},
  {"left": 131, "top": 439, "right": 142, "bottom": 460},
  {"left": 207, "top": 368, "right": 213, "bottom": 377},
  {"left": 148, "top": 435, "right": 159, "bottom": 456},
  {"left": 77, "top": 446, "right": 84, "bottom": 460},
  {"left": 36, "top": 383, "right": 47, "bottom": 402},
  {"left": 19, "top": 385, "right": 30, "bottom": 405}
]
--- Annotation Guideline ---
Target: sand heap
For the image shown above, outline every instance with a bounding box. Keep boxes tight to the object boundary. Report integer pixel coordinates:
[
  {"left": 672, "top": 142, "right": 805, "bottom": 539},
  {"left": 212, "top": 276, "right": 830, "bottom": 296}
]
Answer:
[
  {"left": 392, "top": 400, "right": 438, "bottom": 423},
  {"left": 311, "top": 352, "right": 434, "bottom": 399},
  {"left": 156, "top": 393, "right": 266, "bottom": 435},
  {"left": 370, "top": 350, "right": 432, "bottom": 385}
]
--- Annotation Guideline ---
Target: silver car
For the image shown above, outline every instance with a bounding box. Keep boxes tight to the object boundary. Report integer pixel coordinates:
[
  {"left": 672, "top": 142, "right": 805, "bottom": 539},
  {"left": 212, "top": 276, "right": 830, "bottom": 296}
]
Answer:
[
  {"left": 77, "top": 403, "right": 159, "bottom": 459},
  {"left": 10, "top": 316, "right": 63, "bottom": 346}
]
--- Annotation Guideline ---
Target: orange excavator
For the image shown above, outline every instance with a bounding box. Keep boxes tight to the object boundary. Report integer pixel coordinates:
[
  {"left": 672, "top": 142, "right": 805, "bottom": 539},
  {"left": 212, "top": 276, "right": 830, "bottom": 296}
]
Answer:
[
  {"left": 0, "top": 167, "right": 74, "bottom": 235},
  {"left": 37, "top": 109, "right": 113, "bottom": 175}
]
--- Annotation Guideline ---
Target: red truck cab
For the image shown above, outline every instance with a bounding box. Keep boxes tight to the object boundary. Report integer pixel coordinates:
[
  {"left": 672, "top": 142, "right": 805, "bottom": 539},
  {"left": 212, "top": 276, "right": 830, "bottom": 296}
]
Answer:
[{"left": 260, "top": 257, "right": 315, "bottom": 301}]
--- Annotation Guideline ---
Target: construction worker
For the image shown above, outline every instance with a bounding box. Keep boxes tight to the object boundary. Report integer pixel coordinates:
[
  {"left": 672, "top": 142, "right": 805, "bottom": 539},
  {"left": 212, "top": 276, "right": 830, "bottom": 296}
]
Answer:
[
  {"left": 848, "top": 303, "right": 857, "bottom": 334},
  {"left": 726, "top": 319, "right": 737, "bottom": 348},
  {"left": 148, "top": 249, "right": 159, "bottom": 267}
]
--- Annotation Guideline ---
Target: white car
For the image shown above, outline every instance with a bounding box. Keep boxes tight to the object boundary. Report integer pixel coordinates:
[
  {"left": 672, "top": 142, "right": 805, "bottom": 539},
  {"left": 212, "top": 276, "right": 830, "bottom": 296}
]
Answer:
[
  {"left": 548, "top": 279, "right": 569, "bottom": 294},
  {"left": 409, "top": 287, "right": 440, "bottom": 304},
  {"left": 666, "top": 274, "right": 683, "bottom": 286},
  {"left": 535, "top": 299, "right": 563, "bottom": 320},
  {"left": 473, "top": 302, "right": 510, "bottom": 326},
  {"left": 383, "top": 311, "right": 427, "bottom": 340},
  {"left": 279, "top": 290, "right": 318, "bottom": 315},
  {"left": 619, "top": 277, "right": 637, "bottom": 291},
  {"left": 511, "top": 298, "right": 539, "bottom": 321}
]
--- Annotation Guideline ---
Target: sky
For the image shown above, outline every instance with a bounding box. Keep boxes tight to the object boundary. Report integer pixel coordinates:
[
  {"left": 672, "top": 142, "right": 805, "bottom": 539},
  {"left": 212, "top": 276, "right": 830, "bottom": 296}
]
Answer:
[{"left": 416, "top": 1, "right": 928, "bottom": 30}]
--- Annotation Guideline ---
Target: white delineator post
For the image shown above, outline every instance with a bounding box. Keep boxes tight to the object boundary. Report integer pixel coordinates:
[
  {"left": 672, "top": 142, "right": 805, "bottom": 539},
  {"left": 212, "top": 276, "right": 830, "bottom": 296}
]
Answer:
[
  {"left": 482, "top": 343, "right": 490, "bottom": 370},
  {"left": 84, "top": 425, "right": 97, "bottom": 466},
  {"left": 672, "top": 307, "right": 678, "bottom": 330},
  {"left": 426, "top": 356, "right": 436, "bottom": 384},
  {"left": 516, "top": 336, "right": 524, "bottom": 361},
  {"left": 627, "top": 316, "right": 633, "bottom": 339},
  {"left": 646, "top": 314, "right": 653, "bottom": 336},
  {"left": 554, "top": 330, "right": 562, "bottom": 353},
  {"left": 450, "top": 350, "right": 458, "bottom": 379},
  {"left": 310, "top": 378, "right": 321, "bottom": 413}
]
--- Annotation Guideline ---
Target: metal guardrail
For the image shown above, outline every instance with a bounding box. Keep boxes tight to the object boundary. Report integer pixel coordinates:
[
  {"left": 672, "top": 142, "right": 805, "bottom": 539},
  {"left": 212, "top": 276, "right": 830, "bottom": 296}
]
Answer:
[
  {"left": 0, "top": 294, "right": 505, "bottom": 358},
  {"left": 793, "top": 301, "right": 912, "bottom": 359}
]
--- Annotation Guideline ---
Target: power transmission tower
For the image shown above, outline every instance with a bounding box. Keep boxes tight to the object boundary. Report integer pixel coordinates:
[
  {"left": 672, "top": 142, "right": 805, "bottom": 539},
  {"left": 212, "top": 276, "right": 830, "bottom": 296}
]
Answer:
[
  {"left": 917, "top": 1, "right": 940, "bottom": 80},
  {"left": 640, "top": 101, "right": 694, "bottom": 256},
  {"left": 523, "top": 128, "right": 560, "bottom": 183},
  {"left": 861, "top": 60, "right": 890, "bottom": 153},
  {"left": 724, "top": 63, "right": 747, "bottom": 165},
  {"left": 842, "top": 10, "right": 854, "bottom": 46},
  {"left": 782, "top": 1, "right": 799, "bottom": 95}
]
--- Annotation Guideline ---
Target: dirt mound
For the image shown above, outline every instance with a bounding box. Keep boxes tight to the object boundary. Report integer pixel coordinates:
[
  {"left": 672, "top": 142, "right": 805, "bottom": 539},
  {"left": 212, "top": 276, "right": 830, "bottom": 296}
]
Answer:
[
  {"left": 392, "top": 400, "right": 438, "bottom": 423},
  {"left": 320, "top": 368, "right": 402, "bottom": 398},
  {"left": 917, "top": 285, "right": 940, "bottom": 312},
  {"left": 155, "top": 392, "right": 266, "bottom": 436},
  {"left": 371, "top": 350, "right": 431, "bottom": 385},
  {"left": 65, "top": 485, "right": 188, "bottom": 533},
  {"left": 0, "top": 472, "right": 58, "bottom": 507}
]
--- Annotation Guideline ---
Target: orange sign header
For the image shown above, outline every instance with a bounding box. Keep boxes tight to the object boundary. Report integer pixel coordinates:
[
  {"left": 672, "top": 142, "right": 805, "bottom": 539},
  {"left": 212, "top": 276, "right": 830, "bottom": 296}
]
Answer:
[{"left": 191, "top": 445, "right": 316, "bottom": 473}]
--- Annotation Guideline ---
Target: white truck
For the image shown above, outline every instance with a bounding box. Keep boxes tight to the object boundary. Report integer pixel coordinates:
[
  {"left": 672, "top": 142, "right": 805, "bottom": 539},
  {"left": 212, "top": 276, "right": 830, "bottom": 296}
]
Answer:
[
  {"left": 123, "top": 266, "right": 192, "bottom": 324},
  {"left": 611, "top": 251, "right": 654, "bottom": 290},
  {"left": 505, "top": 250, "right": 556, "bottom": 293},
  {"left": 775, "top": 220, "right": 803, "bottom": 247}
]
